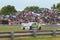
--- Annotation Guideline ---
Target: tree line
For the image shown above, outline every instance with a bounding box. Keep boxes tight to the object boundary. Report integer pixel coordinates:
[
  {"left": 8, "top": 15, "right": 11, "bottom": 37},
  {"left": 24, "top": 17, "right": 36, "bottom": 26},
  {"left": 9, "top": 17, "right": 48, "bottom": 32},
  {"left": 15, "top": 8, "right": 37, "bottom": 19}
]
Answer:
[{"left": 0, "top": 3, "right": 60, "bottom": 15}]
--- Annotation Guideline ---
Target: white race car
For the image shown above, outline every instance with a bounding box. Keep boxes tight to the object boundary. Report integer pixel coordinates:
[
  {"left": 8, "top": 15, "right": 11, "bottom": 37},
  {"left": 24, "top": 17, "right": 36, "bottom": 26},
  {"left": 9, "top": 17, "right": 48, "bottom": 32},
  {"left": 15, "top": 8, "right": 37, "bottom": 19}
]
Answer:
[{"left": 21, "top": 22, "right": 37, "bottom": 30}]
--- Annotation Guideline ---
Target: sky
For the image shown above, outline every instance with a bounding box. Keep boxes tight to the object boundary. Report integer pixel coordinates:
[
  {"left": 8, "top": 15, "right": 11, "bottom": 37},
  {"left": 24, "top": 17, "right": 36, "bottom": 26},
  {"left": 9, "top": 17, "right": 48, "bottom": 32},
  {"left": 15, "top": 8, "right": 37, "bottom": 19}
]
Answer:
[{"left": 0, "top": 0, "right": 60, "bottom": 11}]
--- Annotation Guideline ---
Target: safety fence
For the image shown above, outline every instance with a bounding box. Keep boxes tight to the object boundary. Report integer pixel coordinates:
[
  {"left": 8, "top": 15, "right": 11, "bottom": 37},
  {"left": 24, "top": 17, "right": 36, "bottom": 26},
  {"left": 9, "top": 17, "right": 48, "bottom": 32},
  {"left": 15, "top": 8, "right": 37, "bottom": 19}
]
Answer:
[{"left": 0, "top": 30, "right": 60, "bottom": 40}]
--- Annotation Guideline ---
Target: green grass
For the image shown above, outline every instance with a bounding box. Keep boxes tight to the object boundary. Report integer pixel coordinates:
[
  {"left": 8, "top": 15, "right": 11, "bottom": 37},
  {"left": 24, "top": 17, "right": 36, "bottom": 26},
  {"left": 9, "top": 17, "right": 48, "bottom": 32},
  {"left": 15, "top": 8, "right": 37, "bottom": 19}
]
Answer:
[
  {"left": 0, "top": 25, "right": 60, "bottom": 40},
  {"left": 42, "top": 27, "right": 60, "bottom": 30},
  {"left": 0, "top": 25, "right": 60, "bottom": 32},
  {"left": 0, "top": 25, "right": 21, "bottom": 32},
  {"left": 15, "top": 36, "right": 60, "bottom": 40},
  {"left": 0, "top": 36, "right": 60, "bottom": 40}
]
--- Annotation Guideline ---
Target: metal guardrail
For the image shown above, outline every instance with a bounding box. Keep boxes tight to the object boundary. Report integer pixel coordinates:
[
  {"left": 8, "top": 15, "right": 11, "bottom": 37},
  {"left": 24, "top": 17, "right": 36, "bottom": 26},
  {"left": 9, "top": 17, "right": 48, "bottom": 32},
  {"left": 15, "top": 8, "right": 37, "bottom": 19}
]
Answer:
[{"left": 0, "top": 30, "right": 60, "bottom": 40}]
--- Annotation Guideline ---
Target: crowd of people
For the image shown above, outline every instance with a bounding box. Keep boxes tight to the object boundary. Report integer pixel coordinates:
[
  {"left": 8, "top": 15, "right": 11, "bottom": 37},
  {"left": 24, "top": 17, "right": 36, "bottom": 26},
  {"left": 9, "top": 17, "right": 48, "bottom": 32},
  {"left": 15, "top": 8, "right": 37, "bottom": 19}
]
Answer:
[{"left": 0, "top": 9, "right": 60, "bottom": 25}]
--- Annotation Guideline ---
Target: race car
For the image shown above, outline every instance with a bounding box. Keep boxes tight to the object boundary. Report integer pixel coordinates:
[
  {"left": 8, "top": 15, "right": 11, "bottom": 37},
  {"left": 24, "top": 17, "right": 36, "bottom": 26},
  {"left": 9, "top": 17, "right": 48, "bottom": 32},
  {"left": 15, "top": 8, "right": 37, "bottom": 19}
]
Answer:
[{"left": 21, "top": 22, "right": 41, "bottom": 30}]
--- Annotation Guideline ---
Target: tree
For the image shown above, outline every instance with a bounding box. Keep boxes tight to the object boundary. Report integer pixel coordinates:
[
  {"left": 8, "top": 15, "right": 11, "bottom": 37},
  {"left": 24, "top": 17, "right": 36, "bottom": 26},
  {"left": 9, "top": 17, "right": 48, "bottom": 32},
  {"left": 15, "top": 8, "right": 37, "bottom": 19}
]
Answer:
[
  {"left": 0, "top": 5, "right": 17, "bottom": 15},
  {"left": 56, "top": 3, "right": 60, "bottom": 10},
  {"left": 24, "top": 6, "right": 40, "bottom": 11}
]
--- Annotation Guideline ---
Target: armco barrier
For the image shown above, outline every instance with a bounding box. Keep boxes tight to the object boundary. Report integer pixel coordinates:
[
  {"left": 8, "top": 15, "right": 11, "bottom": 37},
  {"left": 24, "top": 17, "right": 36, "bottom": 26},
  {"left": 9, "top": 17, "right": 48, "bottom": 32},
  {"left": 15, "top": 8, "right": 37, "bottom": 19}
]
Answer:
[{"left": 0, "top": 30, "right": 60, "bottom": 40}]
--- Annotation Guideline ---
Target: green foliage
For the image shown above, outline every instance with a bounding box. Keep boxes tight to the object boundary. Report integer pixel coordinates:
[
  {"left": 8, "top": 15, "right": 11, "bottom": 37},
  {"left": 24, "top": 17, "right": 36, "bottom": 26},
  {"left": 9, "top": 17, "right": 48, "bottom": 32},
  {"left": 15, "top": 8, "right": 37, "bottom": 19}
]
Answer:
[
  {"left": 56, "top": 3, "right": 60, "bottom": 10},
  {"left": 24, "top": 6, "right": 40, "bottom": 11},
  {"left": 0, "top": 5, "right": 17, "bottom": 15}
]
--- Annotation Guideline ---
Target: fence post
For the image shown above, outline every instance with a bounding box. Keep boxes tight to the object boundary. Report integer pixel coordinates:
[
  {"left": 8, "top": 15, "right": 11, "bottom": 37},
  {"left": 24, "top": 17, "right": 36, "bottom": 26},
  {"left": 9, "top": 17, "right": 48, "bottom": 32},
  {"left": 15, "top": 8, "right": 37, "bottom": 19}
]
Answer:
[
  {"left": 52, "top": 30, "right": 56, "bottom": 36},
  {"left": 10, "top": 32, "right": 14, "bottom": 40},
  {"left": 32, "top": 30, "right": 37, "bottom": 37}
]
